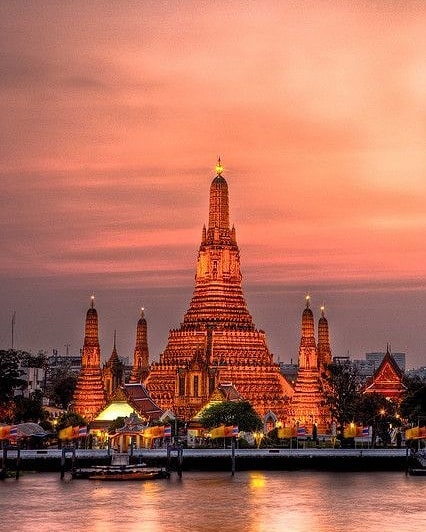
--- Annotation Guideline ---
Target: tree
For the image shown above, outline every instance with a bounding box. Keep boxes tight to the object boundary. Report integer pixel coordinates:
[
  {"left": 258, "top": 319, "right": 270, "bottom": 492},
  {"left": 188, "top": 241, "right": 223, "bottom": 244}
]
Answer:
[
  {"left": 357, "top": 393, "right": 398, "bottom": 447},
  {"left": 108, "top": 417, "right": 126, "bottom": 434},
  {"left": 199, "top": 401, "right": 263, "bottom": 432},
  {"left": 0, "top": 350, "right": 28, "bottom": 422},
  {"left": 56, "top": 411, "right": 86, "bottom": 431},
  {"left": 0, "top": 350, "right": 27, "bottom": 402},
  {"left": 45, "top": 364, "right": 78, "bottom": 408},
  {"left": 400, "top": 376, "right": 426, "bottom": 425},
  {"left": 13, "top": 389, "right": 48, "bottom": 424},
  {"left": 322, "top": 361, "right": 363, "bottom": 436}
]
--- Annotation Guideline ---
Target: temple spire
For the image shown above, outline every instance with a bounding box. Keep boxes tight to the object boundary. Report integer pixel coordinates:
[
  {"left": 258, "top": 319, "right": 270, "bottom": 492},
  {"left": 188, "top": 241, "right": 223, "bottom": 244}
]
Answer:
[
  {"left": 130, "top": 307, "right": 150, "bottom": 383},
  {"left": 318, "top": 305, "right": 331, "bottom": 367},
  {"left": 215, "top": 156, "right": 224, "bottom": 176},
  {"left": 208, "top": 157, "right": 229, "bottom": 231},
  {"left": 72, "top": 297, "right": 106, "bottom": 421}
]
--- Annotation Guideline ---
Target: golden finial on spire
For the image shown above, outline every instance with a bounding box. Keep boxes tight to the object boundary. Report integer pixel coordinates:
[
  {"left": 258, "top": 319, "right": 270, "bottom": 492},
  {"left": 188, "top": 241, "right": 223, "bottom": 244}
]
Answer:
[
  {"left": 141, "top": 307, "right": 145, "bottom": 318},
  {"left": 305, "top": 294, "right": 310, "bottom": 308},
  {"left": 215, "top": 157, "right": 224, "bottom": 176},
  {"left": 91, "top": 294, "right": 95, "bottom": 308},
  {"left": 321, "top": 304, "right": 325, "bottom": 316}
]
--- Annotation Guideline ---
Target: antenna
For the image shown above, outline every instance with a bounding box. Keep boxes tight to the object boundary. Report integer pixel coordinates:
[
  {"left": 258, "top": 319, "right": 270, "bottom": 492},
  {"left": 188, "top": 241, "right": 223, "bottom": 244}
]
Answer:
[{"left": 11, "top": 311, "right": 16, "bottom": 350}]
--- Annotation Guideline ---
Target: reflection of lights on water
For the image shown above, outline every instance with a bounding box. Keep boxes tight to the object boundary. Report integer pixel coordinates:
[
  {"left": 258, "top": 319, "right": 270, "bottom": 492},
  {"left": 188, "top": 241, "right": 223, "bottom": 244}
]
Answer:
[{"left": 249, "top": 472, "right": 266, "bottom": 489}]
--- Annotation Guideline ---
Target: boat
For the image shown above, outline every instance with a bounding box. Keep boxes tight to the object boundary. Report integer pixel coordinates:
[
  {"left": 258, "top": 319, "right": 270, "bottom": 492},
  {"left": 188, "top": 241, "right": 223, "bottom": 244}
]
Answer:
[
  {"left": 71, "top": 451, "right": 170, "bottom": 481},
  {"left": 73, "top": 464, "right": 170, "bottom": 481}
]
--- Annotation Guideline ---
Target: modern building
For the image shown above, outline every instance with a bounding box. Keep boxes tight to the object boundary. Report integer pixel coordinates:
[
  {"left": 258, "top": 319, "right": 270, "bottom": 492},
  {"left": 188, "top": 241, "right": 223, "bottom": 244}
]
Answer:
[{"left": 365, "top": 351, "right": 406, "bottom": 372}]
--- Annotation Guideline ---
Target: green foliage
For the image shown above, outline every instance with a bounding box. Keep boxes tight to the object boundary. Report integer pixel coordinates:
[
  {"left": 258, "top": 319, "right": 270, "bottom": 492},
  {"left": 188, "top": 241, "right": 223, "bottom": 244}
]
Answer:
[
  {"left": 21, "top": 351, "right": 48, "bottom": 369},
  {"left": 0, "top": 350, "right": 27, "bottom": 403},
  {"left": 13, "top": 389, "right": 48, "bottom": 424},
  {"left": 56, "top": 411, "right": 86, "bottom": 431},
  {"left": 108, "top": 417, "right": 126, "bottom": 434},
  {"left": 199, "top": 400, "right": 262, "bottom": 432},
  {"left": 45, "top": 364, "right": 78, "bottom": 408},
  {"left": 400, "top": 377, "right": 426, "bottom": 424},
  {"left": 322, "top": 361, "right": 363, "bottom": 432}
]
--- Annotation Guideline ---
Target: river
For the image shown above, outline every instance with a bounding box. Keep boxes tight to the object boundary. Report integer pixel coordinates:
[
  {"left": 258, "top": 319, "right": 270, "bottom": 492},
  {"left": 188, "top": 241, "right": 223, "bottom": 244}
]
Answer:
[{"left": 1, "top": 470, "right": 424, "bottom": 531}]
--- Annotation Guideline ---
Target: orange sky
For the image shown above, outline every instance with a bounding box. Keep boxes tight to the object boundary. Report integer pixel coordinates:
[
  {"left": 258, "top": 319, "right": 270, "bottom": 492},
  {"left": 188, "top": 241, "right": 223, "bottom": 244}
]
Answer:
[{"left": 1, "top": 1, "right": 425, "bottom": 368}]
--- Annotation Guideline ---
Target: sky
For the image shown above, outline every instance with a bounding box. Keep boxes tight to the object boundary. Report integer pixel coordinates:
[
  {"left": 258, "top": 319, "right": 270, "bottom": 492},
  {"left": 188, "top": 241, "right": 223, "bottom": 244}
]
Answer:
[{"left": 1, "top": 1, "right": 425, "bottom": 369}]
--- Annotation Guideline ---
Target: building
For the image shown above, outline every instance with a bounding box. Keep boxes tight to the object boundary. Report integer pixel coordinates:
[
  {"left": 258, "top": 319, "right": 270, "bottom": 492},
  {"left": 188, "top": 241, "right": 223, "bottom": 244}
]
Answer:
[
  {"left": 363, "top": 347, "right": 407, "bottom": 402},
  {"left": 129, "top": 308, "right": 150, "bottom": 383},
  {"left": 365, "top": 351, "right": 406, "bottom": 372},
  {"left": 144, "top": 160, "right": 293, "bottom": 421},
  {"left": 71, "top": 296, "right": 106, "bottom": 421},
  {"left": 287, "top": 297, "right": 331, "bottom": 434},
  {"left": 103, "top": 330, "right": 124, "bottom": 399}
]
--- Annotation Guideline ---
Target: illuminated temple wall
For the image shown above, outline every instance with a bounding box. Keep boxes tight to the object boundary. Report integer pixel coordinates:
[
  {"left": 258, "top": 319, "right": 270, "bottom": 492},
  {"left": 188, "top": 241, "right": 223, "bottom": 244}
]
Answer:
[{"left": 144, "top": 162, "right": 294, "bottom": 421}]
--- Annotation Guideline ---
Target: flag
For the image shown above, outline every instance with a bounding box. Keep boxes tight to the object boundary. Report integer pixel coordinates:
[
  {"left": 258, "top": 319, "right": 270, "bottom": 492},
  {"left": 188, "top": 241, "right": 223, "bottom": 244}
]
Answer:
[
  {"left": 362, "top": 427, "right": 370, "bottom": 437},
  {"left": 10, "top": 425, "right": 18, "bottom": 438},
  {"left": 58, "top": 426, "right": 74, "bottom": 440},
  {"left": 232, "top": 426, "right": 239, "bottom": 437},
  {"left": 78, "top": 426, "right": 88, "bottom": 437},
  {"left": 164, "top": 425, "right": 172, "bottom": 437},
  {"left": 297, "top": 426, "right": 306, "bottom": 437}
]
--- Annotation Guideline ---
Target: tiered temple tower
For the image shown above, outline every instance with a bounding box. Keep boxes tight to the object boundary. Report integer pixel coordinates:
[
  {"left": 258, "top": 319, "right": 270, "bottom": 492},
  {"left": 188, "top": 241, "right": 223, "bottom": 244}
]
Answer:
[
  {"left": 144, "top": 160, "right": 293, "bottom": 420},
  {"left": 317, "top": 306, "right": 332, "bottom": 369},
  {"left": 72, "top": 296, "right": 106, "bottom": 421},
  {"left": 103, "top": 330, "right": 124, "bottom": 398},
  {"left": 287, "top": 296, "right": 330, "bottom": 434},
  {"left": 130, "top": 308, "right": 150, "bottom": 383}
]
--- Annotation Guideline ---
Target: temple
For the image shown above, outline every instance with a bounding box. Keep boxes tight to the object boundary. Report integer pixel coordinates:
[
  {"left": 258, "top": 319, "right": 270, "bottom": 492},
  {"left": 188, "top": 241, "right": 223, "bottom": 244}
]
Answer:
[
  {"left": 72, "top": 296, "right": 106, "bottom": 421},
  {"left": 103, "top": 330, "right": 124, "bottom": 399},
  {"left": 363, "top": 346, "right": 406, "bottom": 402},
  {"left": 130, "top": 308, "right": 150, "bottom": 383},
  {"left": 287, "top": 296, "right": 331, "bottom": 434},
  {"left": 144, "top": 160, "right": 293, "bottom": 420}
]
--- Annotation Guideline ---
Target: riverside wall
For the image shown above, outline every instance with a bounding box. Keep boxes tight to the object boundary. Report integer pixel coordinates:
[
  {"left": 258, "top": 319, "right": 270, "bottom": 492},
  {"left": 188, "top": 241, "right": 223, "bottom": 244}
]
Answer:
[{"left": 1, "top": 448, "right": 410, "bottom": 473}]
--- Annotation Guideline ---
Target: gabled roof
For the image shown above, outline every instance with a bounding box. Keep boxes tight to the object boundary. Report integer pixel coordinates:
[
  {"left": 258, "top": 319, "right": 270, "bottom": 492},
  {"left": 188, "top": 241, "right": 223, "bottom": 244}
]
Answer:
[
  {"left": 124, "top": 383, "right": 163, "bottom": 420},
  {"left": 93, "top": 384, "right": 163, "bottom": 423},
  {"left": 193, "top": 382, "right": 242, "bottom": 420},
  {"left": 363, "top": 349, "right": 406, "bottom": 399}
]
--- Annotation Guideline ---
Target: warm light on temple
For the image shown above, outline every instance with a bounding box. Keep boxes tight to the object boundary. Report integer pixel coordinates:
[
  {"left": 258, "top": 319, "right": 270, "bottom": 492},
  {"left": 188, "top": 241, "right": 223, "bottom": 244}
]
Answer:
[{"left": 215, "top": 157, "right": 224, "bottom": 175}]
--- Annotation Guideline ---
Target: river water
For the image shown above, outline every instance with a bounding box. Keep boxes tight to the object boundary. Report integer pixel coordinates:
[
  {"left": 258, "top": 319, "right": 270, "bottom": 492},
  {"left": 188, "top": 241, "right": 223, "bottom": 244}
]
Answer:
[{"left": 1, "top": 471, "right": 424, "bottom": 531}]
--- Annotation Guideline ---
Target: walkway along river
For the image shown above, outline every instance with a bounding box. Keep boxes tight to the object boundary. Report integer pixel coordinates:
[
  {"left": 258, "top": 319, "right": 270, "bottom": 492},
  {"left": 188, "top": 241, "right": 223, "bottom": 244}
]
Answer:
[{"left": 1, "top": 447, "right": 410, "bottom": 474}]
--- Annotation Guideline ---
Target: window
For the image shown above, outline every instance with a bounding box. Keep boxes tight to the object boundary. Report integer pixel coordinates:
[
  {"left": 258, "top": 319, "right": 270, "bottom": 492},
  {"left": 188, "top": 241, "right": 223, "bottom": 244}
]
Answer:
[{"left": 179, "top": 375, "right": 185, "bottom": 396}]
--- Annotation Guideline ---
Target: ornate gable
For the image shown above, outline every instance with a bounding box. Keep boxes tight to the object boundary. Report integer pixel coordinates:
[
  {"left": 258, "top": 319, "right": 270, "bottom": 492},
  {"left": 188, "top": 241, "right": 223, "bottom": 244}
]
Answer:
[{"left": 364, "top": 350, "right": 406, "bottom": 400}]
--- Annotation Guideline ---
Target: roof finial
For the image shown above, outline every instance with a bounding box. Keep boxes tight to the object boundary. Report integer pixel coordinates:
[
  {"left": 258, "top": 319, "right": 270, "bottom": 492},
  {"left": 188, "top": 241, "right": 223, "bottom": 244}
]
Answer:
[
  {"left": 91, "top": 294, "right": 95, "bottom": 309},
  {"left": 141, "top": 306, "right": 145, "bottom": 318},
  {"left": 215, "top": 156, "right": 224, "bottom": 176},
  {"left": 320, "top": 304, "right": 325, "bottom": 317},
  {"left": 305, "top": 294, "right": 310, "bottom": 308}
]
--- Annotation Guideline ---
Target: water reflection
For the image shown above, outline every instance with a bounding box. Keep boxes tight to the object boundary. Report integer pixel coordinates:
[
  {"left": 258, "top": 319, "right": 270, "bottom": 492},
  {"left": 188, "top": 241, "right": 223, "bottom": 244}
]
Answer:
[{"left": 0, "top": 471, "right": 425, "bottom": 532}]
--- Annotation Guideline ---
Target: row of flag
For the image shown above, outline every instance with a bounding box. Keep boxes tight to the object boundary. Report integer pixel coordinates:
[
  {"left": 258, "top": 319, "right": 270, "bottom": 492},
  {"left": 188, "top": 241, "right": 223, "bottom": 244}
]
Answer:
[
  {"left": 0, "top": 425, "right": 18, "bottom": 440},
  {"left": 58, "top": 425, "right": 87, "bottom": 440},
  {"left": 209, "top": 425, "right": 239, "bottom": 439},
  {"left": 276, "top": 426, "right": 372, "bottom": 439}
]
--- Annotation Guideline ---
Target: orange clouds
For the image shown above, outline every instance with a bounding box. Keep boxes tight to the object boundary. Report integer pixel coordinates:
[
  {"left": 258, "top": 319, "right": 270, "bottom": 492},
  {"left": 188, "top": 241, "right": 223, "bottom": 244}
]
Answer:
[{"left": 1, "top": 1, "right": 425, "bottom": 365}]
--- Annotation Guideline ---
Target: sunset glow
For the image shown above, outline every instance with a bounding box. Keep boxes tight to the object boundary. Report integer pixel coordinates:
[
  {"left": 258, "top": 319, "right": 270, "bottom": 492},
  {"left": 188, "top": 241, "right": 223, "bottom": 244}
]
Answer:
[{"left": 1, "top": 1, "right": 425, "bottom": 367}]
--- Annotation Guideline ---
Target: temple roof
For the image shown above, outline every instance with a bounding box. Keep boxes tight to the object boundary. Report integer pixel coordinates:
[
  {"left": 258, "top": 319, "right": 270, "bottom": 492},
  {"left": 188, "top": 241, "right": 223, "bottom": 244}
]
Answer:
[{"left": 363, "top": 349, "right": 406, "bottom": 398}]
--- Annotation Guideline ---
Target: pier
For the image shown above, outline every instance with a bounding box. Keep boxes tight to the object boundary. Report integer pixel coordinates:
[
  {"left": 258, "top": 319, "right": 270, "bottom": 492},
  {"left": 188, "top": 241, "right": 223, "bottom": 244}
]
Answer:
[{"left": 1, "top": 447, "right": 409, "bottom": 474}]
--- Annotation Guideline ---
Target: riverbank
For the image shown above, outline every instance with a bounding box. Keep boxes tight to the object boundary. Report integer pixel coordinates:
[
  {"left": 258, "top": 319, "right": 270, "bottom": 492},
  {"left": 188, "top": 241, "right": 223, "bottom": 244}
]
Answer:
[{"left": 1, "top": 448, "right": 410, "bottom": 473}]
